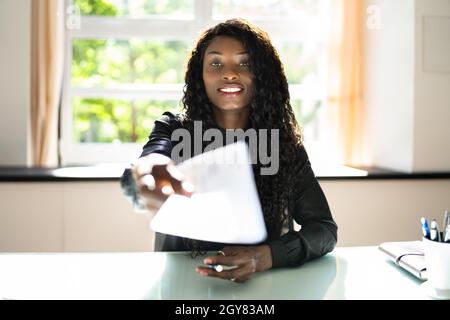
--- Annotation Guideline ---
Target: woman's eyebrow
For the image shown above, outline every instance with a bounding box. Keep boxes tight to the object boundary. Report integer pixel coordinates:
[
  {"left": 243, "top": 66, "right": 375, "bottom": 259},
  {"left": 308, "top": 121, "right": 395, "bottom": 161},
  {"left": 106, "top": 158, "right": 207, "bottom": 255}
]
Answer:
[{"left": 206, "top": 50, "right": 248, "bottom": 56}]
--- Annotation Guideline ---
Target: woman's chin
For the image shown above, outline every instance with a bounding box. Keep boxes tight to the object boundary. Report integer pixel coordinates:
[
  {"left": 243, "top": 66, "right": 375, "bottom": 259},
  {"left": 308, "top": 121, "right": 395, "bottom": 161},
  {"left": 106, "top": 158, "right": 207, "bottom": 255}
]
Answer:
[{"left": 214, "top": 104, "right": 250, "bottom": 112}]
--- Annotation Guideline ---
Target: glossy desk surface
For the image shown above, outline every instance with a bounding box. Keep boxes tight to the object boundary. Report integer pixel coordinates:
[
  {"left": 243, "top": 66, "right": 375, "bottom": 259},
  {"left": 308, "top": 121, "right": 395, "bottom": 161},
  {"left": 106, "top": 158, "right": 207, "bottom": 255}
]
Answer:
[{"left": 0, "top": 246, "right": 430, "bottom": 300}]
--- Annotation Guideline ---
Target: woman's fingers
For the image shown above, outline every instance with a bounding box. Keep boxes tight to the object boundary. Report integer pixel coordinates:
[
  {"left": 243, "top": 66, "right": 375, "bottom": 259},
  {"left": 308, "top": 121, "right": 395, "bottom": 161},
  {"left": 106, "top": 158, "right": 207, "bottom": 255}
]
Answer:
[
  {"left": 152, "top": 164, "right": 193, "bottom": 197},
  {"left": 132, "top": 153, "right": 194, "bottom": 214},
  {"left": 141, "top": 174, "right": 156, "bottom": 190},
  {"left": 203, "top": 248, "right": 249, "bottom": 267},
  {"left": 196, "top": 261, "right": 254, "bottom": 283},
  {"left": 137, "top": 176, "right": 168, "bottom": 206},
  {"left": 196, "top": 247, "right": 261, "bottom": 283},
  {"left": 220, "top": 246, "right": 241, "bottom": 257},
  {"left": 133, "top": 153, "right": 171, "bottom": 179},
  {"left": 167, "top": 165, "right": 195, "bottom": 196},
  {"left": 134, "top": 154, "right": 193, "bottom": 196}
]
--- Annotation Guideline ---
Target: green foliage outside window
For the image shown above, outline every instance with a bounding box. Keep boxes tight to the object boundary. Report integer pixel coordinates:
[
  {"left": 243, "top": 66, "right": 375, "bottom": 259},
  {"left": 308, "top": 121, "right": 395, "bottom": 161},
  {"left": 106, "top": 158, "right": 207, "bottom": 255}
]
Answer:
[
  {"left": 72, "top": 0, "right": 187, "bottom": 143},
  {"left": 74, "top": 0, "right": 193, "bottom": 16},
  {"left": 73, "top": 98, "right": 181, "bottom": 143},
  {"left": 72, "top": 39, "right": 188, "bottom": 87}
]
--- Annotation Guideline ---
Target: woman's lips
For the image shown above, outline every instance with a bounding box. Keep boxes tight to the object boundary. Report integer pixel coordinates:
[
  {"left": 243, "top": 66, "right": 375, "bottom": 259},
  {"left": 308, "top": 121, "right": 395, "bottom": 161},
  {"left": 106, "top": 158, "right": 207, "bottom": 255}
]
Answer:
[{"left": 217, "top": 85, "right": 244, "bottom": 98}]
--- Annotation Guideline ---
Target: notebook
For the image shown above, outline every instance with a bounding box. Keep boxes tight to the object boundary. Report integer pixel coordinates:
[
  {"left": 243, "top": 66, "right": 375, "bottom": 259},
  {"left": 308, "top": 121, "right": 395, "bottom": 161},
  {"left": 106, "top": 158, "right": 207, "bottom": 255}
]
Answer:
[
  {"left": 378, "top": 241, "right": 427, "bottom": 280},
  {"left": 150, "top": 141, "right": 268, "bottom": 244}
]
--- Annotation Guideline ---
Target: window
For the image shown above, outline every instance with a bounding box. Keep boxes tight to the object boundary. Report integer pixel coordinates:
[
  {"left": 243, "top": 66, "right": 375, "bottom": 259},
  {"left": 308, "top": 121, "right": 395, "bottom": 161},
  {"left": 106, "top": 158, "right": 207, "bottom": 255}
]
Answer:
[{"left": 62, "top": 0, "right": 331, "bottom": 164}]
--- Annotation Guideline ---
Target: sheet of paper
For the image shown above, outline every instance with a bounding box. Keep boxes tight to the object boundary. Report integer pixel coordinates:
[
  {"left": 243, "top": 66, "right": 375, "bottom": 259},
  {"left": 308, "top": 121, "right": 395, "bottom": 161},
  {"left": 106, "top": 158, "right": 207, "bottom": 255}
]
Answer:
[{"left": 150, "top": 141, "right": 267, "bottom": 244}]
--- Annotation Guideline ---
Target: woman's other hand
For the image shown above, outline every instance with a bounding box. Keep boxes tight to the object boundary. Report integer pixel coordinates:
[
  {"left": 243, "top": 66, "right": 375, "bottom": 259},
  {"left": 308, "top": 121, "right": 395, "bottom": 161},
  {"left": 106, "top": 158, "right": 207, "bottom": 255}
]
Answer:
[
  {"left": 132, "top": 153, "right": 194, "bottom": 215},
  {"left": 196, "top": 245, "right": 273, "bottom": 283}
]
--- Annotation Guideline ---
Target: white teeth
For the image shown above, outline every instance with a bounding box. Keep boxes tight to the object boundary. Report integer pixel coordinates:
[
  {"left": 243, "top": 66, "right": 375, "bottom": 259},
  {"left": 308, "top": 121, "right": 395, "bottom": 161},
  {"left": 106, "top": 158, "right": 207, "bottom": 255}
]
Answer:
[{"left": 219, "top": 87, "right": 242, "bottom": 93}]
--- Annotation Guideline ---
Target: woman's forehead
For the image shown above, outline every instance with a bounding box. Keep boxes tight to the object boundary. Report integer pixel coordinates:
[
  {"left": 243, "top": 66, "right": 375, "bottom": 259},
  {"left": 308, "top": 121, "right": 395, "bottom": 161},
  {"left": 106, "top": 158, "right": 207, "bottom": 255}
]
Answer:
[{"left": 205, "top": 36, "right": 247, "bottom": 54}]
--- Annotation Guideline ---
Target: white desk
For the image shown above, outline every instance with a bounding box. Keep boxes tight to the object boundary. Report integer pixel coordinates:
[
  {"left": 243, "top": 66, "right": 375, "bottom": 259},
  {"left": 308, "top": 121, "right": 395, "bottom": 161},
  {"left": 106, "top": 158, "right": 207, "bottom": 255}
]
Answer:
[{"left": 0, "top": 246, "right": 431, "bottom": 300}]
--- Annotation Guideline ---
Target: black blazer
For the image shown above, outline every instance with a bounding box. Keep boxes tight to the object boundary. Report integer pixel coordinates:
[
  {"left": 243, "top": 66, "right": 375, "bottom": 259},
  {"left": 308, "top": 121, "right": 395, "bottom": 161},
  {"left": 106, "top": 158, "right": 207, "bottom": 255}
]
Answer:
[{"left": 121, "top": 111, "right": 338, "bottom": 268}]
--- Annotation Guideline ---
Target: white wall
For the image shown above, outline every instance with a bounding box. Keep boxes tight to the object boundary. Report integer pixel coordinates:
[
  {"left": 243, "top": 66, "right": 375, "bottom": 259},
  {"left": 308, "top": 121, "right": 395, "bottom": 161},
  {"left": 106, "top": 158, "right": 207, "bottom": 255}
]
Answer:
[
  {"left": 0, "top": 182, "right": 153, "bottom": 252},
  {"left": 0, "top": 0, "right": 31, "bottom": 166},
  {"left": 413, "top": 0, "right": 450, "bottom": 171},
  {"left": 364, "top": 0, "right": 450, "bottom": 172},
  {"left": 364, "top": 0, "right": 416, "bottom": 172},
  {"left": 322, "top": 179, "right": 450, "bottom": 246}
]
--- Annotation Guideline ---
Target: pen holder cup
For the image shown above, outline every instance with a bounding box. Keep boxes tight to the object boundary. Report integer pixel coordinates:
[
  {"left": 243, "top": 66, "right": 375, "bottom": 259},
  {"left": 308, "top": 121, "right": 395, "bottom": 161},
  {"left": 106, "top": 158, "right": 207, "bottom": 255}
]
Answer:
[{"left": 423, "top": 237, "right": 450, "bottom": 294}]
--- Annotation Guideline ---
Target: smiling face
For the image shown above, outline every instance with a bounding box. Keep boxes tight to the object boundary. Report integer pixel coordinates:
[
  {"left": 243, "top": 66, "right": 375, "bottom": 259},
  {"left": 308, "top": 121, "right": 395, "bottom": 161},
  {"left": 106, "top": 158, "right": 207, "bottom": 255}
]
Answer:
[{"left": 202, "top": 36, "right": 254, "bottom": 115}]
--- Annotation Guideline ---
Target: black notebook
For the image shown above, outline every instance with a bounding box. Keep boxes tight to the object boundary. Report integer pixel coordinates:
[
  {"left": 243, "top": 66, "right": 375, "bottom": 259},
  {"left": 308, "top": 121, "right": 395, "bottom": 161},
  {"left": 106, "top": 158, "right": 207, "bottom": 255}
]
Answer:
[{"left": 378, "top": 240, "right": 427, "bottom": 280}]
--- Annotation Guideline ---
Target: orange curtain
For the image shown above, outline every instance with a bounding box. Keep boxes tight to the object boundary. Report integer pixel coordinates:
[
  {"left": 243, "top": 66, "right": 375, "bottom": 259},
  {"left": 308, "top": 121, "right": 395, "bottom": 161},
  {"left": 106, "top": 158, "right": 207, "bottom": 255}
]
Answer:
[
  {"left": 326, "top": 0, "right": 365, "bottom": 166},
  {"left": 31, "top": 0, "right": 64, "bottom": 166}
]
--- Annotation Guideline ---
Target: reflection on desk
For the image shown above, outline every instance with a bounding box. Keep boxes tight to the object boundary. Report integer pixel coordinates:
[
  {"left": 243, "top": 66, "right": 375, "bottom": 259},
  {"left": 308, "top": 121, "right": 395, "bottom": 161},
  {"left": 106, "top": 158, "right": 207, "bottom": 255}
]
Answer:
[{"left": 0, "top": 247, "right": 429, "bottom": 300}]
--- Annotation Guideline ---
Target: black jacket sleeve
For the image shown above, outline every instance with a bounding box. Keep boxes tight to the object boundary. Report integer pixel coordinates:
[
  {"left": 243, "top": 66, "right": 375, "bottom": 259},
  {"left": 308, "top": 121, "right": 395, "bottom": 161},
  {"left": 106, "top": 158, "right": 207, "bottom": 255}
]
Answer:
[
  {"left": 267, "top": 147, "right": 338, "bottom": 268},
  {"left": 139, "top": 111, "right": 183, "bottom": 158}
]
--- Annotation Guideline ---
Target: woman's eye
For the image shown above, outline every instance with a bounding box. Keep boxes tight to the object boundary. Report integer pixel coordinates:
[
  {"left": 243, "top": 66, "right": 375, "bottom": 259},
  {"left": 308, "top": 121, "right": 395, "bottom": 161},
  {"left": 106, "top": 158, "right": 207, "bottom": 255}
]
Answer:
[
  {"left": 240, "top": 61, "right": 250, "bottom": 67},
  {"left": 211, "top": 62, "right": 222, "bottom": 68}
]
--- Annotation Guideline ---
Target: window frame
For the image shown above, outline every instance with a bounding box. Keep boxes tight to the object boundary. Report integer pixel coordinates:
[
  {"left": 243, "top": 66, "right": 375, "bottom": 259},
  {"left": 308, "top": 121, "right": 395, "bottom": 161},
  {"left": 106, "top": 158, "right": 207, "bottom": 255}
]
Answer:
[{"left": 61, "top": 0, "right": 330, "bottom": 165}]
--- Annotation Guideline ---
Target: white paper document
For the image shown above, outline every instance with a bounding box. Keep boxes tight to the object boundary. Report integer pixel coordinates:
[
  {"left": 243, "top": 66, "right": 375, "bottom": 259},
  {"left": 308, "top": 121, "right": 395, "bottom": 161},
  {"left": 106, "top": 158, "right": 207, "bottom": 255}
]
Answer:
[{"left": 150, "top": 142, "right": 268, "bottom": 244}]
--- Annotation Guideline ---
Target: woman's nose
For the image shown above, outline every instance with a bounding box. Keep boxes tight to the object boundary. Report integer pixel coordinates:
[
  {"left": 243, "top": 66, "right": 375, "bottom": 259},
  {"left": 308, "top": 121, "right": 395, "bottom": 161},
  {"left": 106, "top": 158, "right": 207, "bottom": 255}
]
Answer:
[{"left": 222, "top": 67, "right": 238, "bottom": 81}]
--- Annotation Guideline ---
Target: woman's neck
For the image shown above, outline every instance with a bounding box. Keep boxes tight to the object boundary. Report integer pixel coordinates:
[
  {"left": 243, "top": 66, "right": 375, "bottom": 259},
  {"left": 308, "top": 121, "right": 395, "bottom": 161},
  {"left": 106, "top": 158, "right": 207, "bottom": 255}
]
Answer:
[{"left": 212, "top": 108, "right": 251, "bottom": 129}]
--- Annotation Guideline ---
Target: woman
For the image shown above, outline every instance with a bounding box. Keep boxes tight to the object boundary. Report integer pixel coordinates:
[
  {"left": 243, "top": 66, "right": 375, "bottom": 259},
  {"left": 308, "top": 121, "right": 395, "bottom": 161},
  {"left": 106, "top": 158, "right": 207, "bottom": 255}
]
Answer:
[{"left": 121, "top": 19, "right": 337, "bottom": 283}]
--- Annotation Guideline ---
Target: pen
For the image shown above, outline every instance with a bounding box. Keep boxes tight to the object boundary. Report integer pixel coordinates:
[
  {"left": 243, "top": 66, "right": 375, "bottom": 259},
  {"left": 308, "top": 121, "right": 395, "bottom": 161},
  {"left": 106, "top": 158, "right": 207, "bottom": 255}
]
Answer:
[
  {"left": 206, "top": 264, "right": 224, "bottom": 272},
  {"left": 430, "top": 219, "right": 440, "bottom": 242},
  {"left": 444, "top": 227, "right": 450, "bottom": 243},
  {"left": 443, "top": 210, "right": 449, "bottom": 229},
  {"left": 443, "top": 210, "right": 450, "bottom": 243},
  {"left": 205, "top": 264, "right": 239, "bottom": 272},
  {"left": 421, "top": 217, "right": 430, "bottom": 239}
]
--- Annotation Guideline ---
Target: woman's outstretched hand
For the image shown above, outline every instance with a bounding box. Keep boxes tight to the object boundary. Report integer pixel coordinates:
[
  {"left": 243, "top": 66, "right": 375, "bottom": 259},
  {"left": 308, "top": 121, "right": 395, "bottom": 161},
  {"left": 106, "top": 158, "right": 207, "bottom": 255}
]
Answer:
[
  {"left": 132, "top": 153, "right": 194, "bottom": 215},
  {"left": 196, "top": 245, "right": 273, "bottom": 283}
]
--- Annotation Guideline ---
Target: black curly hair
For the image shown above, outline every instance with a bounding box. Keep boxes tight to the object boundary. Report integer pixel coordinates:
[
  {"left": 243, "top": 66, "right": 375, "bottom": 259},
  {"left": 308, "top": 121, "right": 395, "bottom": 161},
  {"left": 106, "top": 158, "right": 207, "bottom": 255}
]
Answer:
[{"left": 181, "top": 18, "right": 303, "bottom": 250}]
